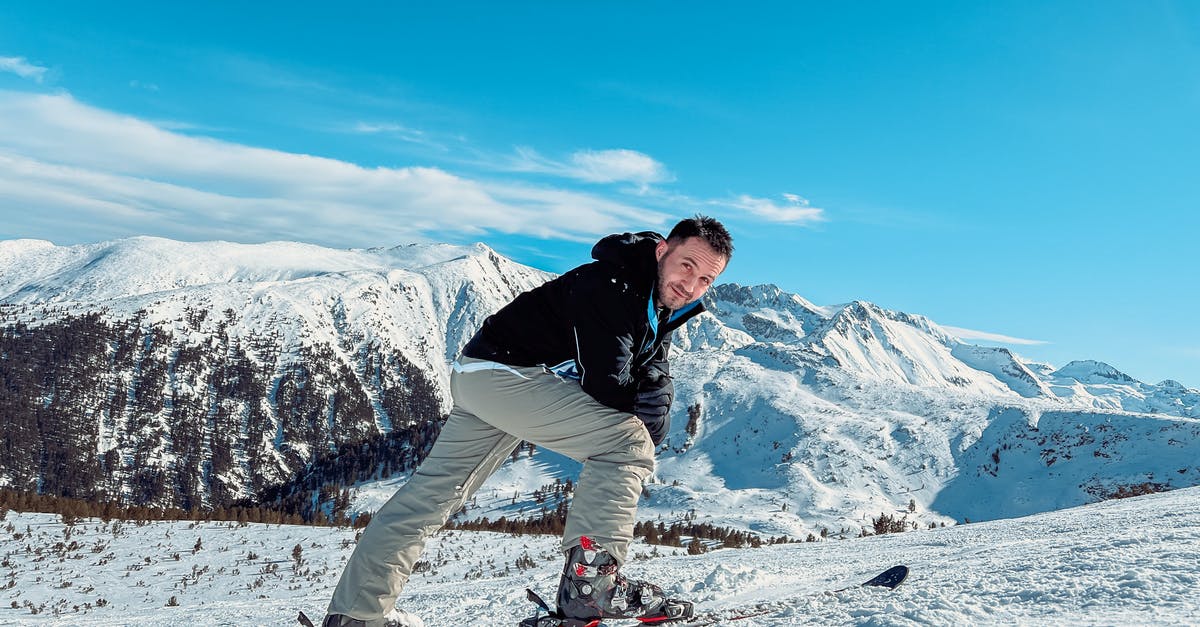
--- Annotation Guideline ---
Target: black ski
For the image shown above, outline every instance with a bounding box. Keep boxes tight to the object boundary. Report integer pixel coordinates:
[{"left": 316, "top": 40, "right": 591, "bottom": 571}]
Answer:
[
  {"left": 839, "top": 564, "right": 909, "bottom": 592},
  {"left": 675, "top": 565, "right": 909, "bottom": 626},
  {"left": 518, "top": 565, "right": 909, "bottom": 626}
]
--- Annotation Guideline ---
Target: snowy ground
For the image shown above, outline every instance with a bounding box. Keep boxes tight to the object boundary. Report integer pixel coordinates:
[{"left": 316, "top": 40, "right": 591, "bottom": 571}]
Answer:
[{"left": 3, "top": 486, "right": 1199, "bottom": 626}]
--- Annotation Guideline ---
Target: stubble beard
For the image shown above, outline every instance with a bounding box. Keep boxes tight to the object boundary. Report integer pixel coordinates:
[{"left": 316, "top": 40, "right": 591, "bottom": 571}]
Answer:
[{"left": 656, "top": 274, "right": 688, "bottom": 311}]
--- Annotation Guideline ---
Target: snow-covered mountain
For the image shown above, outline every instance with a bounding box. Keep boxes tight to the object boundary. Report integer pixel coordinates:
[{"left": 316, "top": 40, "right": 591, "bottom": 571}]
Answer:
[
  {"left": 1, "top": 236, "right": 1198, "bottom": 538},
  {"left": 0, "top": 237, "right": 550, "bottom": 509},
  {"left": 644, "top": 281, "right": 1200, "bottom": 537}
]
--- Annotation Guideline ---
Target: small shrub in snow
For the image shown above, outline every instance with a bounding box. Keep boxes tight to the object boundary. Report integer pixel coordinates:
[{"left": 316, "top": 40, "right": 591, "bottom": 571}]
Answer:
[
  {"left": 1106, "top": 482, "right": 1170, "bottom": 500},
  {"left": 870, "top": 513, "right": 911, "bottom": 536}
]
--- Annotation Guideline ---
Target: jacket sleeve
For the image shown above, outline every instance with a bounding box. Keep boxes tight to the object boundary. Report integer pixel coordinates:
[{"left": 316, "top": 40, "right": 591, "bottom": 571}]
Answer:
[
  {"left": 632, "top": 344, "right": 673, "bottom": 446},
  {"left": 565, "top": 265, "right": 639, "bottom": 413},
  {"left": 566, "top": 262, "right": 677, "bottom": 446}
]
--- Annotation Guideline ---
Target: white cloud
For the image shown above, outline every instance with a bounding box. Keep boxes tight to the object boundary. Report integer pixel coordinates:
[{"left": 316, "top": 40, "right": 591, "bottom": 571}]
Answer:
[
  {"left": 569, "top": 149, "right": 671, "bottom": 185},
  {"left": 723, "top": 193, "right": 825, "bottom": 224},
  {"left": 941, "top": 325, "right": 1048, "bottom": 346},
  {"left": 353, "top": 122, "right": 418, "bottom": 135},
  {"left": 0, "top": 90, "right": 665, "bottom": 247},
  {"left": 0, "top": 57, "right": 48, "bottom": 83},
  {"left": 348, "top": 120, "right": 449, "bottom": 152},
  {"left": 506, "top": 147, "right": 672, "bottom": 187}
]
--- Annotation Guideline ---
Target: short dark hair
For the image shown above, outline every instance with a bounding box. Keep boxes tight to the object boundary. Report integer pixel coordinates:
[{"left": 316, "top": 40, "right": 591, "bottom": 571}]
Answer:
[{"left": 667, "top": 215, "right": 734, "bottom": 260}]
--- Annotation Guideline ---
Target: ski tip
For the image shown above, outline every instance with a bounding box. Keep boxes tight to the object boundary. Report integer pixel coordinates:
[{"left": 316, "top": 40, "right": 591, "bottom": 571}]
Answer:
[
  {"left": 297, "top": 610, "right": 317, "bottom": 627},
  {"left": 861, "top": 564, "right": 909, "bottom": 589}
]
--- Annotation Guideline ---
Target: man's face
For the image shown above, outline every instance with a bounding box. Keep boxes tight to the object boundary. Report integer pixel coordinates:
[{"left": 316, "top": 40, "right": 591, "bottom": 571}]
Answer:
[{"left": 654, "top": 236, "right": 727, "bottom": 310}]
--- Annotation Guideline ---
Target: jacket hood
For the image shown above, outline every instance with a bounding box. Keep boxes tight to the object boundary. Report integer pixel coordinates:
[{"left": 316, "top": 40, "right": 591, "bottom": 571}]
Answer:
[{"left": 591, "top": 231, "right": 663, "bottom": 271}]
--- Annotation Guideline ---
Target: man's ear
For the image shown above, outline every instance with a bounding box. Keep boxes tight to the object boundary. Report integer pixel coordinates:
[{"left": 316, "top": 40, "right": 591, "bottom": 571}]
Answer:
[{"left": 655, "top": 239, "right": 669, "bottom": 262}]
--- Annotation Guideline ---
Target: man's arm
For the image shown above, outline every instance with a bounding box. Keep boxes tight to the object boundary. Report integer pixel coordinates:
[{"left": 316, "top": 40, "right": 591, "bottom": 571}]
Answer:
[
  {"left": 565, "top": 263, "right": 678, "bottom": 446},
  {"left": 566, "top": 266, "right": 640, "bottom": 412},
  {"left": 566, "top": 273, "right": 643, "bottom": 405},
  {"left": 632, "top": 349, "right": 673, "bottom": 446}
]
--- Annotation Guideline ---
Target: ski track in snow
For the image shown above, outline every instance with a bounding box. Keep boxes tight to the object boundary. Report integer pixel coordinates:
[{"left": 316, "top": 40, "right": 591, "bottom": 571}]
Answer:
[{"left": 3, "top": 487, "right": 1199, "bottom": 626}]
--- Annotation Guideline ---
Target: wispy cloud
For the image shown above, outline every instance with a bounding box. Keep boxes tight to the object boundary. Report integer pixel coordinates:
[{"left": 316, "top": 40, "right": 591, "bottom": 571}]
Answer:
[
  {"left": 720, "top": 193, "right": 826, "bottom": 225},
  {"left": 942, "top": 325, "right": 1048, "bottom": 346},
  {"left": 0, "top": 57, "right": 48, "bottom": 83},
  {"left": 585, "top": 80, "right": 738, "bottom": 122},
  {"left": 0, "top": 87, "right": 825, "bottom": 251},
  {"left": 210, "top": 52, "right": 338, "bottom": 94},
  {"left": 340, "top": 110, "right": 822, "bottom": 230},
  {"left": 0, "top": 90, "right": 667, "bottom": 247},
  {"left": 506, "top": 147, "right": 673, "bottom": 188},
  {"left": 347, "top": 121, "right": 452, "bottom": 152}
]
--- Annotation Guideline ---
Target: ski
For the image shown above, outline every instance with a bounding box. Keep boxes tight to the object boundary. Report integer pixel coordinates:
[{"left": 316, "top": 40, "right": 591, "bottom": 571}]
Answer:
[
  {"left": 843, "top": 564, "right": 909, "bottom": 591},
  {"left": 677, "top": 564, "right": 908, "bottom": 626},
  {"left": 297, "top": 610, "right": 317, "bottom": 627},
  {"left": 671, "top": 565, "right": 909, "bottom": 626},
  {"left": 519, "top": 565, "right": 909, "bottom": 626}
]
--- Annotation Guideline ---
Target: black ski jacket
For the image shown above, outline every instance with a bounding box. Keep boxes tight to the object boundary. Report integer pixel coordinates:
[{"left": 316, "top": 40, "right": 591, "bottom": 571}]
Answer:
[{"left": 461, "top": 231, "right": 705, "bottom": 446}]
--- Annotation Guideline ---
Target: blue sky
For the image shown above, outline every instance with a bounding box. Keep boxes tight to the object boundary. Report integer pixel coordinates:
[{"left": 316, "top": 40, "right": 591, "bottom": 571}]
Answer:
[{"left": 1, "top": 2, "right": 1197, "bottom": 387}]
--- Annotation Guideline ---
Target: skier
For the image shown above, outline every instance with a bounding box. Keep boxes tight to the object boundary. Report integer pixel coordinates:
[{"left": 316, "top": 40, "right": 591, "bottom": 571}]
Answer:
[{"left": 322, "top": 216, "right": 733, "bottom": 627}]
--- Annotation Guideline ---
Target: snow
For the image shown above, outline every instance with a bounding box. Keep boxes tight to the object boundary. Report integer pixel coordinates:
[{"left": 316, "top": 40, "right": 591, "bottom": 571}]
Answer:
[{"left": 4, "top": 486, "right": 1199, "bottom": 625}]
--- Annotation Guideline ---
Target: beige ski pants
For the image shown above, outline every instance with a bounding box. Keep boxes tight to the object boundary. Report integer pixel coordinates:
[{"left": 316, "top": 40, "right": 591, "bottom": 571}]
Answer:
[{"left": 326, "top": 356, "right": 656, "bottom": 623}]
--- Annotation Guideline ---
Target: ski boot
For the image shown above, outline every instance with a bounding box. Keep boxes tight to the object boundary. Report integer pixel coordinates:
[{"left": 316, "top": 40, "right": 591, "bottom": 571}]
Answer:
[{"left": 555, "top": 536, "right": 694, "bottom": 624}]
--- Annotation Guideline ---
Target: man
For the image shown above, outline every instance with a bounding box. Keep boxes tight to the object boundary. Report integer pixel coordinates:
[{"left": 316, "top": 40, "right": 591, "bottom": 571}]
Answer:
[{"left": 324, "top": 215, "right": 733, "bottom": 627}]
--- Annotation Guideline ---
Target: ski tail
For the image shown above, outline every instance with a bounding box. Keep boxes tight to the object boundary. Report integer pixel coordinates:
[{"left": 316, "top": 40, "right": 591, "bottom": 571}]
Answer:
[
  {"left": 526, "top": 588, "right": 553, "bottom": 613},
  {"left": 520, "top": 588, "right": 605, "bottom": 626}
]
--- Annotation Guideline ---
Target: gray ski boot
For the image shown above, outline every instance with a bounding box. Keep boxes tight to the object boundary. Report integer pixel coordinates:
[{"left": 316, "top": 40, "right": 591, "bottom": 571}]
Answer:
[{"left": 554, "top": 536, "right": 694, "bottom": 624}]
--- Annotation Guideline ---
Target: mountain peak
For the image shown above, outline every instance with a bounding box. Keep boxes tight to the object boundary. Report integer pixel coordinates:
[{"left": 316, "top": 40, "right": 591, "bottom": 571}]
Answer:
[
  {"left": 1052, "top": 360, "right": 1138, "bottom": 385},
  {"left": 0, "top": 238, "right": 56, "bottom": 253},
  {"left": 709, "top": 283, "right": 781, "bottom": 305},
  {"left": 1157, "top": 379, "right": 1193, "bottom": 392},
  {"left": 707, "top": 283, "right": 829, "bottom": 314}
]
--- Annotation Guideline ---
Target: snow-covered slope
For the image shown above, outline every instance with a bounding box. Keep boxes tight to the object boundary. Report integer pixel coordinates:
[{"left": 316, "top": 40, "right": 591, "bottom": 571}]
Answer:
[{"left": 6, "top": 486, "right": 1199, "bottom": 625}]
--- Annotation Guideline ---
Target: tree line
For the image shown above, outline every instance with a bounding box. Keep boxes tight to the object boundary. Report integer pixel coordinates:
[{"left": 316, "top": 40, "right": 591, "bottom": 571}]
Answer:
[
  {"left": 0, "top": 487, "right": 369, "bottom": 528},
  {"left": 0, "top": 307, "right": 443, "bottom": 520}
]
